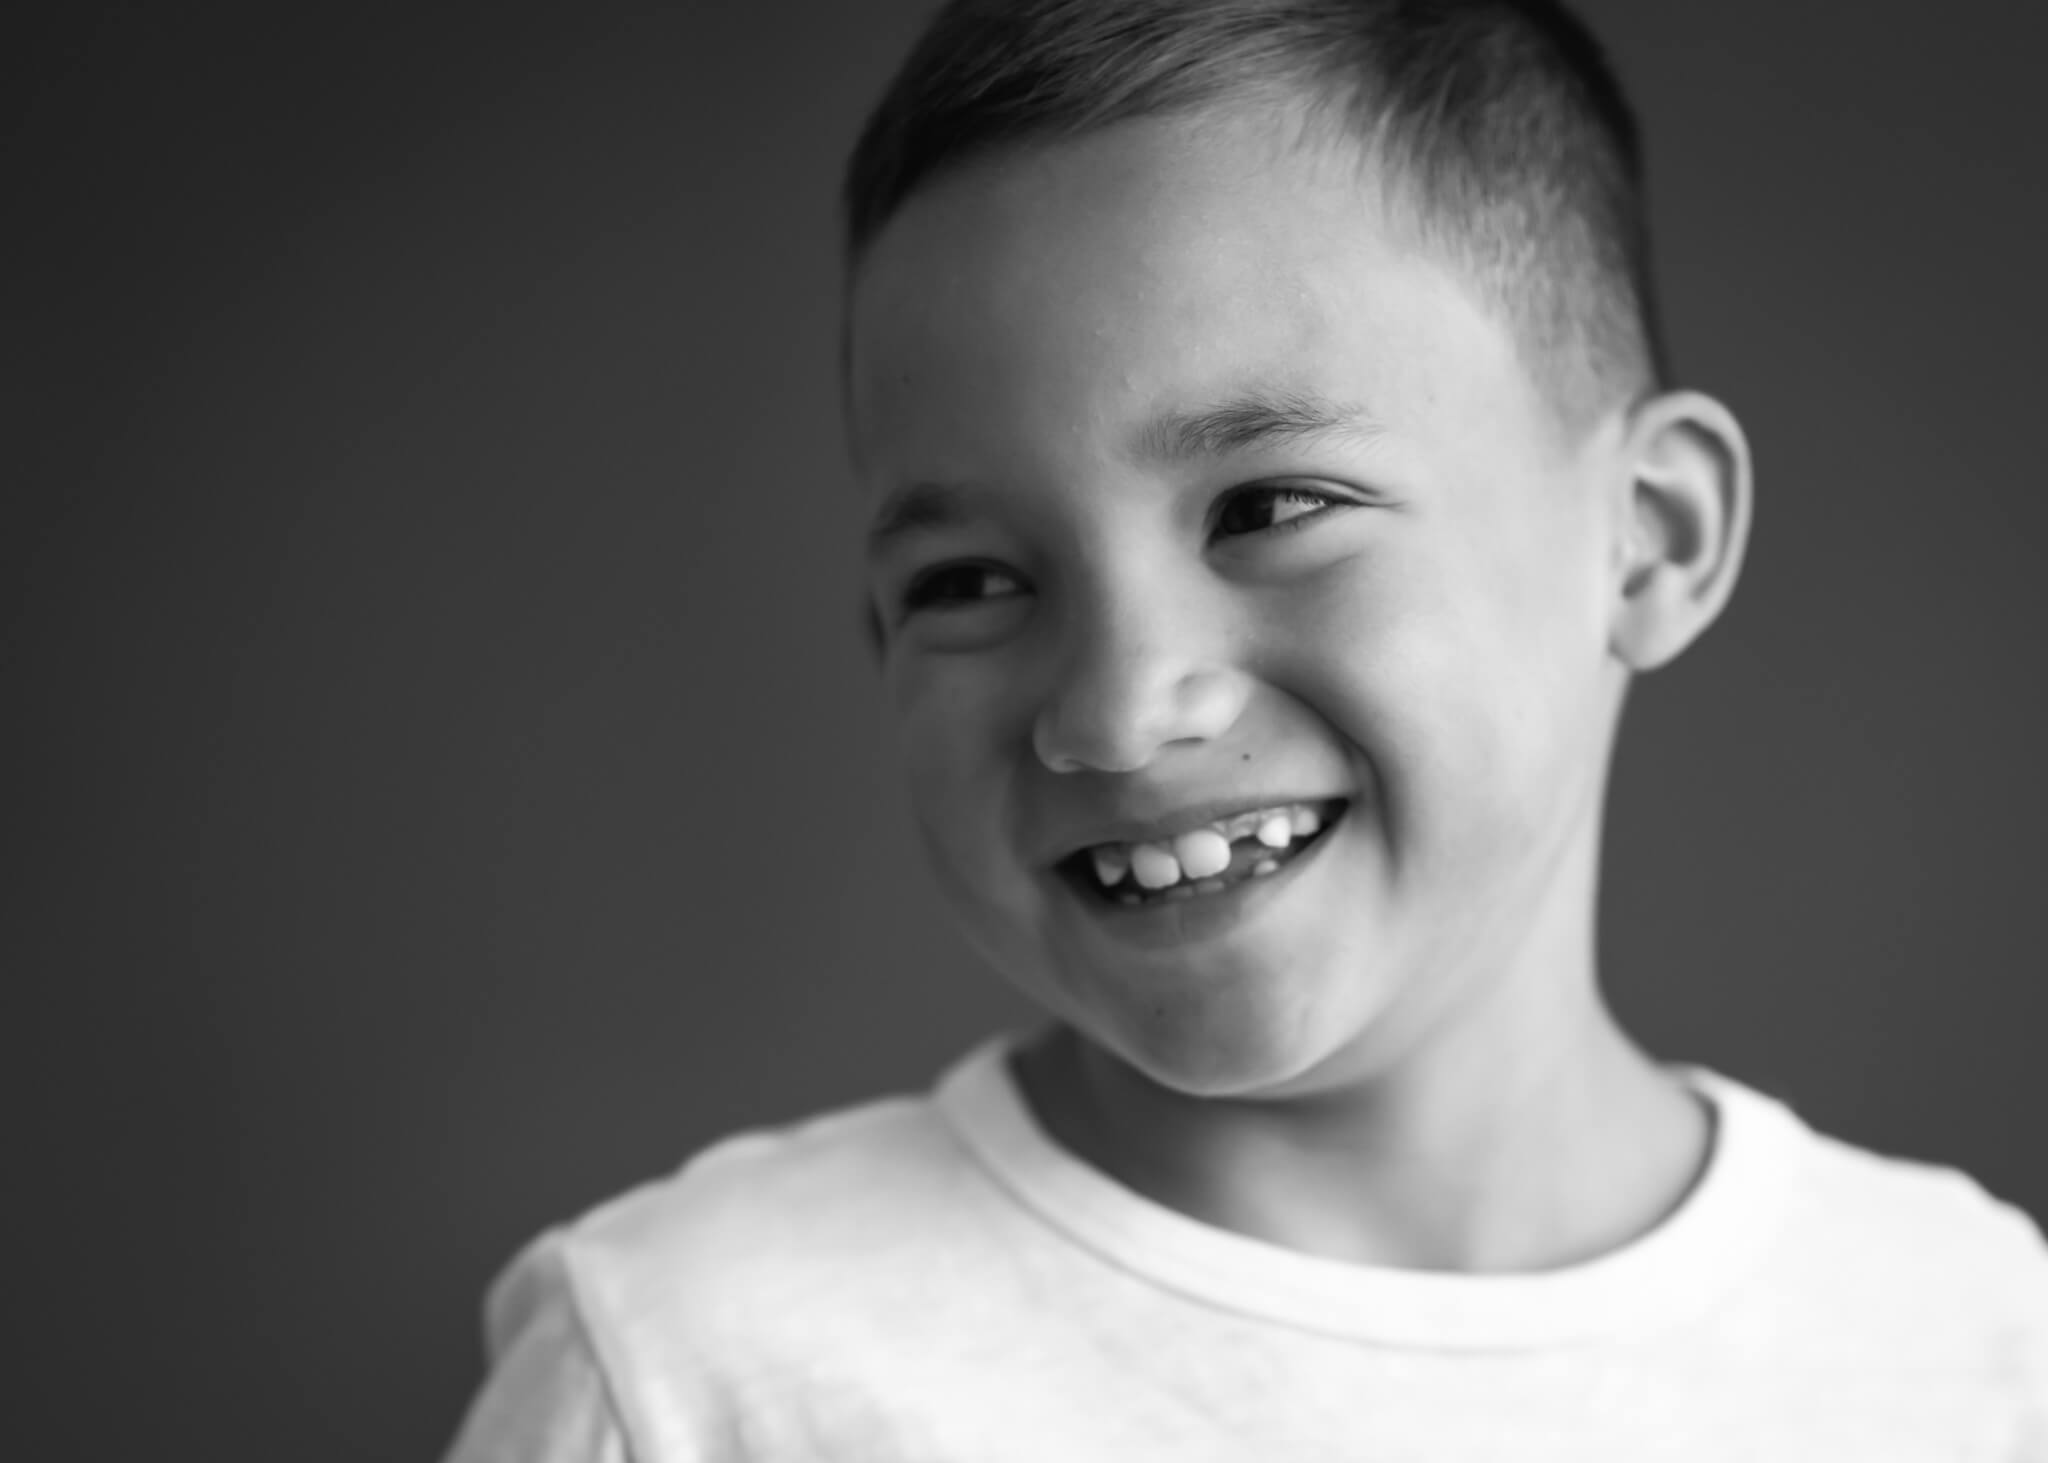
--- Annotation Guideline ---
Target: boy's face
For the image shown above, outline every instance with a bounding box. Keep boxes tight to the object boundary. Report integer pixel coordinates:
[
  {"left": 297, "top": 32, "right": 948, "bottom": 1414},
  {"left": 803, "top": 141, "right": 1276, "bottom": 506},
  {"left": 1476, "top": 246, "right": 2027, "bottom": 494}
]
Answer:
[{"left": 849, "top": 107, "right": 1632, "bottom": 1100}]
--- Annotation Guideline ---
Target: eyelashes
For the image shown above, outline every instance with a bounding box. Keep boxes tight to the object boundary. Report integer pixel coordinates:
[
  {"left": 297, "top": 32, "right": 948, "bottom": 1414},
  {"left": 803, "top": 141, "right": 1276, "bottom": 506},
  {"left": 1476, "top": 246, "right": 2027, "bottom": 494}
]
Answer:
[
  {"left": 1209, "top": 482, "right": 1353, "bottom": 538},
  {"left": 901, "top": 561, "right": 1027, "bottom": 613},
  {"left": 893, "top": 481, "right": 1366, "bottom": 622}
]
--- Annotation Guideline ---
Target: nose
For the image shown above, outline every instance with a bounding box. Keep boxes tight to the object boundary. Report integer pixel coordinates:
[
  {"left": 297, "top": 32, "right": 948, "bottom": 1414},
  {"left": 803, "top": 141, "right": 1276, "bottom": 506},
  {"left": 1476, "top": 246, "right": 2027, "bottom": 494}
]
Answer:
[{"left": 1031, "top": 583, "right": 1251, "bottom": 775}]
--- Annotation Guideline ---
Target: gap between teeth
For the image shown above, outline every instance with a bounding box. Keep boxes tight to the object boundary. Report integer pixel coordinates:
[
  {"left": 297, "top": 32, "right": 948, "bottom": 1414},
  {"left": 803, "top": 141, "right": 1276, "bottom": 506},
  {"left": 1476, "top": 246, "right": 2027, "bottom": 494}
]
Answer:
[{"left": 1089, "top": 805, "right": 1325, "bottom": 891}]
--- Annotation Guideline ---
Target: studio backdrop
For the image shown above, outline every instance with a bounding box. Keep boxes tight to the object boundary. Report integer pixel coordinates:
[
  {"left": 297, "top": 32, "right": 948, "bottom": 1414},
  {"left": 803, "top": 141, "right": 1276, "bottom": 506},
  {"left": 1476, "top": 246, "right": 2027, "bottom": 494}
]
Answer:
[{"left": 12, "top": 2, "right": 2045, "bottom": 1458}]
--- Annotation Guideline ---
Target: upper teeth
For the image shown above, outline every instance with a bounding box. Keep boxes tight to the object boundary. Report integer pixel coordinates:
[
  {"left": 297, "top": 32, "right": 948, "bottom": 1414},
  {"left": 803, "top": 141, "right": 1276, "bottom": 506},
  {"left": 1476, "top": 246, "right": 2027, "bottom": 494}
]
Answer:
[{"left": 1087, "top": 804, "right": 1328, "bottom": 890}]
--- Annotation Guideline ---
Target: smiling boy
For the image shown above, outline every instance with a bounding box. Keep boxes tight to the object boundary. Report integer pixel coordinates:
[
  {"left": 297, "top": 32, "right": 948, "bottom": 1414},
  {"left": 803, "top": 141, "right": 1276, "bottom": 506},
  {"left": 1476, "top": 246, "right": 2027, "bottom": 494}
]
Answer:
[{"left": 445, "top": 2, "right": 2048, "bottom": 1456}]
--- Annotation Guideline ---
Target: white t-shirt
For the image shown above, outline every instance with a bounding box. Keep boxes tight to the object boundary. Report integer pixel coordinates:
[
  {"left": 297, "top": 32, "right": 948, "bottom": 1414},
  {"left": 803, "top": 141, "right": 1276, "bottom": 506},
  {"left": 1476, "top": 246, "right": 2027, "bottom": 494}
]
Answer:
[{"left": 443, "top": 1039, "right": 2048, "bottom": 1460}]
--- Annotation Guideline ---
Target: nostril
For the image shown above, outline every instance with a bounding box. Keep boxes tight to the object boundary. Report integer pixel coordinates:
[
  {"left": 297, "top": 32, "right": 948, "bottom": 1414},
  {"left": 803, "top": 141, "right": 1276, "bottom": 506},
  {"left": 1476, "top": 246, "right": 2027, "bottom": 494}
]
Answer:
[
  {"left": 1031, "top": 706, "right": 1157, "bottom": 776},
  {"left": 1032, "top": 667, "right": 1250, "bottom": 775}
]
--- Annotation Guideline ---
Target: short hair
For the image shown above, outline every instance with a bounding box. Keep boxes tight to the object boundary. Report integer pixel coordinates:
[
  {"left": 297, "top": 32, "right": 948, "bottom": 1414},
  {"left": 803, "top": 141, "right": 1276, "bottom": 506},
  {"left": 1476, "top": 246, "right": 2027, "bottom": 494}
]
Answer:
[{"left": 842, "top": 0, "right": 1670, "bottom": 428}]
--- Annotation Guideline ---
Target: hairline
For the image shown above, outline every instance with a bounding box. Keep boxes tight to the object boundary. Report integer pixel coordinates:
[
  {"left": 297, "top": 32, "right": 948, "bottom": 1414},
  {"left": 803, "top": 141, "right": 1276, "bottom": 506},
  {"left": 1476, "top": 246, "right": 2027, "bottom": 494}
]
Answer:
[{"left": 841, "top": 90, "right": 1645, "bottom": 455}]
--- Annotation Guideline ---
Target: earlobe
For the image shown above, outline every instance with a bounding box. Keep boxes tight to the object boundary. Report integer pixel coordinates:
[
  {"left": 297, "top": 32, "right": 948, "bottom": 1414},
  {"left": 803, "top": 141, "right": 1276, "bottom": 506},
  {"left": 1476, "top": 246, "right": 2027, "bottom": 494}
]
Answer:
[{"left": 1608, "top": 390, "right": 1753, "bottom": 671}]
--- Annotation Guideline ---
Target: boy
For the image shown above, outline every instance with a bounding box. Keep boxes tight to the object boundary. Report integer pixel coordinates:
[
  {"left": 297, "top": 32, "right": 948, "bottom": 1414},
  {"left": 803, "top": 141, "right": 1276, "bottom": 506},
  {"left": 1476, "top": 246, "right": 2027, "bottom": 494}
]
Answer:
[{"left": 446, "top": 0, "right": 2048, "bottom": 1455}]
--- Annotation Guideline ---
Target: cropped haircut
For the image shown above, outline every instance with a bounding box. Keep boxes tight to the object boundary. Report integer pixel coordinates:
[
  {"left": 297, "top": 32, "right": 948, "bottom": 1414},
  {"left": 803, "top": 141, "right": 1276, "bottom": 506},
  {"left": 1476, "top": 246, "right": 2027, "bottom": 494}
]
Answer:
[{"left": 842, "top": 0, "right": 1670, "bottom": 429}]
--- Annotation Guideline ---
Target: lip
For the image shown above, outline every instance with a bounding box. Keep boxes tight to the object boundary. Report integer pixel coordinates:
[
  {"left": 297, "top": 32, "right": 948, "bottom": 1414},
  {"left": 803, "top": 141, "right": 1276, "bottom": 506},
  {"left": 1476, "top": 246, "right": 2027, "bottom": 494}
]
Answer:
[
  {"left": 1050, "top": 801, "right": 1346, "bottom": 950},
  {"left": 1046, "top": 794, "right": 1350, "bottom": 863}
]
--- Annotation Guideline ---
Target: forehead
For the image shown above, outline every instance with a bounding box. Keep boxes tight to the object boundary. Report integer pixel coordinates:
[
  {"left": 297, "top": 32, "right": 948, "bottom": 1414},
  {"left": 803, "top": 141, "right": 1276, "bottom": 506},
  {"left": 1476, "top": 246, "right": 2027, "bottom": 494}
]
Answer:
[{"left": 845, "top": 106, "right": 1549, "bottom": 489}]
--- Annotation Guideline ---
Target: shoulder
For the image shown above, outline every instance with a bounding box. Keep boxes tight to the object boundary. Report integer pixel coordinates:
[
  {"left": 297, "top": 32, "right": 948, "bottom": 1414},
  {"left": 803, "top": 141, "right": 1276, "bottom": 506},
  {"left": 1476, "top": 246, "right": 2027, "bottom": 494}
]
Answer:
[
  {"left": 1791, "top": 1121, "right": 2047, "bottom": 1283},
  {"left": 574, "top": 1088, "right": 987, "bottom": 1286},
  {"left": 508, "top": 1079, "right": 1031, "bottom": 1359},
  {"left": 1724, "top": 1079, "right": 2048, "bottom": 1352},
  {"left": 472, "top": 1083, "right": 1025, "bottom": 1453}
]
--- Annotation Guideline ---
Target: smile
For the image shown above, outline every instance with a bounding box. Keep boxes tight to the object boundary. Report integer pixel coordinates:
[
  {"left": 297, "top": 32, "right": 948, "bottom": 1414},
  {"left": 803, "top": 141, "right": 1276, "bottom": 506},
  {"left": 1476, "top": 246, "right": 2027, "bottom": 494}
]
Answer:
[{"left": 1059, "top": 799, "right": 1346, "bottom": 907}]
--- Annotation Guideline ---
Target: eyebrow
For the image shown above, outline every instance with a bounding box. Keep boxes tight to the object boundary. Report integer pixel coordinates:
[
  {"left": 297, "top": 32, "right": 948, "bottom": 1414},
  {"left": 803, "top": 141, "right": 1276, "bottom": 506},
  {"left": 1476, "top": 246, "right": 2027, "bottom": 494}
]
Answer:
[
  {"left": 1136, "top": 387, "right": 1387, "bottom": 462},
  {"left": 864, "top": 388, "right": 1385, "bottom": 557},
  {"left": 866, "top": 481, "right": 984, "bottom": 559}
]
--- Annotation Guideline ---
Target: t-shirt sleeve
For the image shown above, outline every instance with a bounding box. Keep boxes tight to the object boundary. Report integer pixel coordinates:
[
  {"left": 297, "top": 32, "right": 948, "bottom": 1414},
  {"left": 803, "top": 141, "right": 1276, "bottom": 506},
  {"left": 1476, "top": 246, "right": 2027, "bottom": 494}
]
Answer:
[
  {"left": 1992, "top": 1195, "right": 2048, "bottom": 1462},
  {"left": 441, "top": 1234, "right": 633, "bottom": 1463}
]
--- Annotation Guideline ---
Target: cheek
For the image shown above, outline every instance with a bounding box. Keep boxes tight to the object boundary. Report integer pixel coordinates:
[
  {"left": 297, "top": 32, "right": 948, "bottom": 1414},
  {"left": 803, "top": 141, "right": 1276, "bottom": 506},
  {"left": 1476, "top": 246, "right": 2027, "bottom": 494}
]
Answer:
[
  {"left": 1273, "top": 544, "right": 1578, "bottom": 850},
  {"left": 886, "top": 660, "right": 1018, "bottom": 863},
  {"left": 885, "top": 658, "right": 1061, "bottom": 981},
  {"left": 1275, "top": 544, "right": 1495, "bottom": 746}
]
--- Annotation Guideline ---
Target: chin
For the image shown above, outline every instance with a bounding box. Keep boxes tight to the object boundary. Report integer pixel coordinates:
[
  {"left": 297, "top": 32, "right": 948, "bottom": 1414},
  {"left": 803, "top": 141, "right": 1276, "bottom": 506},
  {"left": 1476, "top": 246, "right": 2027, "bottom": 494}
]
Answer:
[{"left": 1087, "top": 985, "right": 1348, "bottom": 1101}]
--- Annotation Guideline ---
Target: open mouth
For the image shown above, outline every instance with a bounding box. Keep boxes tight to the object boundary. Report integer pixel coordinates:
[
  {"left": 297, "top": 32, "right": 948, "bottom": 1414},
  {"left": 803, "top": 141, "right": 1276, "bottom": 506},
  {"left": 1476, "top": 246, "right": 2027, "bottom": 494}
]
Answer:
[{"left": 1057, "top": 799, "right": 1347, "bottom": 907}]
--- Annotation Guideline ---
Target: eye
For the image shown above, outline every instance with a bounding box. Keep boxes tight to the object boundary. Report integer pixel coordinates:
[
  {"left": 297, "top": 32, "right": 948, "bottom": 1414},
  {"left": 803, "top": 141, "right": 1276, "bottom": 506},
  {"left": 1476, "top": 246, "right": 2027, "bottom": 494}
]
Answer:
[
  {"left": 1211, "top": 483, "right": 1350, "bottom": 539},
  {"left": 900, "top": 561, "right": 1028, "bottom": 614}
]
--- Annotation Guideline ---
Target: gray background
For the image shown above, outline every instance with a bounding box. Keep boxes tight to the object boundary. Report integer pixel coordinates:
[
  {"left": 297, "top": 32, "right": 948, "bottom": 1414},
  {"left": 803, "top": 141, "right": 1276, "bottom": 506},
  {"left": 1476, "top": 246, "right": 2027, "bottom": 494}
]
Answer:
[{"left": 12, "top": 1, "right": 2045, "bottom": 1456}]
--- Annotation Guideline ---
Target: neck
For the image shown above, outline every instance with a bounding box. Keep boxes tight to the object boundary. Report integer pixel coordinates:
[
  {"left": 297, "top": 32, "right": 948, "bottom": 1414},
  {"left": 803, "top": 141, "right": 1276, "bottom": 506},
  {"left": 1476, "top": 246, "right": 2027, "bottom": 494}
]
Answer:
[
  {"left": 1022, "top": 1008, "right": 1704, "bottom": 1273},
  {"left": 1015, "top": 814, "right": 1711, "bottom": 1273}
]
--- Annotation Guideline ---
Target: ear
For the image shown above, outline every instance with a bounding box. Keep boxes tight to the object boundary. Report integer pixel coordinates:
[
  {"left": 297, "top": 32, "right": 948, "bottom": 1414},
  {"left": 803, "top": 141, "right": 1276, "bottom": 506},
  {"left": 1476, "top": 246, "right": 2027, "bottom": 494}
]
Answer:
[{"left": 1608, "top": 390, "right": 1753, "bottom": 671}]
